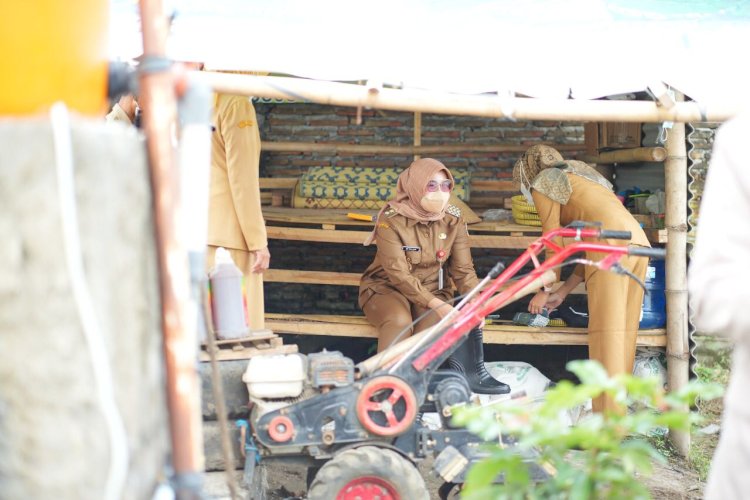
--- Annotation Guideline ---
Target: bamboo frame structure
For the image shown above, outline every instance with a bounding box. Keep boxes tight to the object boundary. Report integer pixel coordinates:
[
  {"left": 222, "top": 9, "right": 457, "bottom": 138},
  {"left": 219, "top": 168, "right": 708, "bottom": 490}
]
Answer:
[
  {"left": 194, "top": 71, "right": 737, "bottom": 123},
  {"left": 413, "top": 111, "right": 422, "bottom": 161},
  {"left": 579, "top": 146, "right": 667, "bottom": 164},
  {"left": 665, "top": 98, "right": 691, "bottom": 457},
  {"left": 200, "top": 70, "right": 704, "bottom": 458}
]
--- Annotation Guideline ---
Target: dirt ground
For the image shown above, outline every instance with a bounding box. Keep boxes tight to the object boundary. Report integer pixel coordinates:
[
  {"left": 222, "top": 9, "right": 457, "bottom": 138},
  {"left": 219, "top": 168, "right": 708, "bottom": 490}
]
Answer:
[{"left": 204, "top": 453, "right": 705, "bottom": 499}]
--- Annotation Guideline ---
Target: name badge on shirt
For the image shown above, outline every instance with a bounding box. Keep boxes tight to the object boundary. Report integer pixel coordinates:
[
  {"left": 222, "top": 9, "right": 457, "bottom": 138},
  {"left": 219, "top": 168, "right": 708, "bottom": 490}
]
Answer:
[{"left": 402, "top": 246, "right": 421, "bottom": 252}]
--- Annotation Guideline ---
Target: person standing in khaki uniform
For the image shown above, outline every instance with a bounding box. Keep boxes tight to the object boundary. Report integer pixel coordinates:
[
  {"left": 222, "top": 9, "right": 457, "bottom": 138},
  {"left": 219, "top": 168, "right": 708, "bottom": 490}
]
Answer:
[
  {"left": 513, "top": 145, "right": 650, "bottom": 414},
  {"left": 359, "top": 158, "right": 508, "bottom": 394},
  {"left": 207, "top": 93, "right": 270, "bottom": 330}
]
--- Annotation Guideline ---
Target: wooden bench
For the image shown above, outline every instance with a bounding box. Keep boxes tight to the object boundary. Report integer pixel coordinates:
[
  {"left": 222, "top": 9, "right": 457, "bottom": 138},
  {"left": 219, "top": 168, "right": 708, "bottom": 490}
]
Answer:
[{"left": 260, "top": 204, "right": 667, "bottom": 347}]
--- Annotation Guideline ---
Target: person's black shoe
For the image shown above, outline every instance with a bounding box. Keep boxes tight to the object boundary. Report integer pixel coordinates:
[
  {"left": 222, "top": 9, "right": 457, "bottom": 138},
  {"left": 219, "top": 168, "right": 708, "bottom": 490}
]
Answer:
[{"left": 446, "top": 327, "right": 510, "bottom": 395}]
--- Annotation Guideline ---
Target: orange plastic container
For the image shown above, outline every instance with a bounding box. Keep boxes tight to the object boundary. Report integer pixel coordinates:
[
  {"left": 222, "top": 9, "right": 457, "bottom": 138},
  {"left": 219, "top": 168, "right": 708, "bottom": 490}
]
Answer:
[{"left": 0, "top": 0, "right": 109, "bottom": 116}]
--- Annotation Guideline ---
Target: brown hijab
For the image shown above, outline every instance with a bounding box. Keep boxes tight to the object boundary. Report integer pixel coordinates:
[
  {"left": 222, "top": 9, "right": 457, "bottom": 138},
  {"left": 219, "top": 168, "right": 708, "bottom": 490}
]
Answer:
[{"left": 364, "top": 158, "right": 454, "bottom": 245}]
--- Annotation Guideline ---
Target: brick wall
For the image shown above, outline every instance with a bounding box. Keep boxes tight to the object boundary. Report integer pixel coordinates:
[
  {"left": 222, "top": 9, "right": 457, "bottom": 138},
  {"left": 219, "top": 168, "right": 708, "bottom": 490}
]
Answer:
[{"left": 255, "top": 102, "right": 584, "bottom": 181}]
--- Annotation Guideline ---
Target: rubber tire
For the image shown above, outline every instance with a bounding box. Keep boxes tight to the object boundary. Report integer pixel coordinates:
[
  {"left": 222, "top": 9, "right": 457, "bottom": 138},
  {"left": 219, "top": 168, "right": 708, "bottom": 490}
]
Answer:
[{"left": 307, "top": 446, "right": 429, "bottom": 500}]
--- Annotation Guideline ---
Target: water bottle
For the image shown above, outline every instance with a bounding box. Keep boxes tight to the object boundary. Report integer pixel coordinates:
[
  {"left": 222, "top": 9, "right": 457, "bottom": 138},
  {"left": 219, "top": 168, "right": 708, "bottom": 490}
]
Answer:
[{"left": 208, "top": 247, "right": 249, "bottom": 339}]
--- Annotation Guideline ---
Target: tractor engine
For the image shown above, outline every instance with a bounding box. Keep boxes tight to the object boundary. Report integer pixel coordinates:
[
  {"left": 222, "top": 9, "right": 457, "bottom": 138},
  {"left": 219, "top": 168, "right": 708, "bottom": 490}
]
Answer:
[{"left": 242, "top": 350, "right": 355, "bottom": 419}]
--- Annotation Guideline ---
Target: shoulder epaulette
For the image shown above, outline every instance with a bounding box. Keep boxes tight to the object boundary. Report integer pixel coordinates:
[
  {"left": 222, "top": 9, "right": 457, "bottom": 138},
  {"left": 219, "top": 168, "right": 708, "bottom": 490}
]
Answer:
[
  {"left": 446, "top": 204, "right": 461, "bottom": 218},
  {"left": 384, "top": 207, "right": 398, "bottom": 218}
]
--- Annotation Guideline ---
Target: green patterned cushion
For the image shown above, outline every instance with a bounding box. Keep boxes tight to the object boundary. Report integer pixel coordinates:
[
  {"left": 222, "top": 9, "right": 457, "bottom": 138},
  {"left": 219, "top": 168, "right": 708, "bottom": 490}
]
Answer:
[{"left": 296, "top": 166, "right": 470, "bottom": 202}]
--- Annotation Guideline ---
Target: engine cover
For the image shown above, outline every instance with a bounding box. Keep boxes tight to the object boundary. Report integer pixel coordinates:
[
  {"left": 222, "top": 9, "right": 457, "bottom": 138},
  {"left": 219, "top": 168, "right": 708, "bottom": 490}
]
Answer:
[{"left": 308, "top": 350, "right": 354, "bottom": 388}]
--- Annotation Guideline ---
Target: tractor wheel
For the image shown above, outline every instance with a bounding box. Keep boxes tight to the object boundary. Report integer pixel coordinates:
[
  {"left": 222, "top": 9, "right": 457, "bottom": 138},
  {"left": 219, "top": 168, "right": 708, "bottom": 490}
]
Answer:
[{"left": 307, "top": 446, "right": 429, "bottom": 500}]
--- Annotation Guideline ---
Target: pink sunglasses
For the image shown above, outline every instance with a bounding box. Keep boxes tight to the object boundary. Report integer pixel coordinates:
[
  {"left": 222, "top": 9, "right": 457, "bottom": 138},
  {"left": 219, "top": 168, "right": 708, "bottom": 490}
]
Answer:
[{"left": 426, "top": 180, "right": 454, "bottom": 192}]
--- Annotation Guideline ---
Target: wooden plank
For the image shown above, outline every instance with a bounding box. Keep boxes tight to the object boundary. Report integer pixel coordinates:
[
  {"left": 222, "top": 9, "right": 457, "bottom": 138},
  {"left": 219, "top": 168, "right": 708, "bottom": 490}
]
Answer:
[
  {"left": 265, "top": 269, "right": 362, "bottom": 286},
  {"left": 199, "top": 343, "right": 298, "bottom": 362},
  {"left": 260, "top": 141, "right": 584, "bottom": 155},
  {"left": 267, "top": 226, "right": 370, "bottom": 244},
  {"left": 265, "top": 313, "right": 666, "bottom": 346},
  {"left": 266, "top": 226, "right": 538, "bottom": 249},
  {"left": 264, "top": 271, "right": 587, "bottom": 295},
  {"left": 260, "top": 177, "right": 298, "bottom": 189}
]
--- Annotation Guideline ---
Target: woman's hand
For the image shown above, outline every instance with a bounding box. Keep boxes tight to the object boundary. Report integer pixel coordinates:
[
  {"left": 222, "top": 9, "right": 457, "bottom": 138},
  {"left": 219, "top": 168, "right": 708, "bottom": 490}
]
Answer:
[
  {"left": 545, "top": 292, "right": 565, "bottom": 311},
  {"left": 528, "top": 291, "right": 549, "bottom": 315},
  {"left": 428, "top": 298, "right": 455, "bottom": 319}
]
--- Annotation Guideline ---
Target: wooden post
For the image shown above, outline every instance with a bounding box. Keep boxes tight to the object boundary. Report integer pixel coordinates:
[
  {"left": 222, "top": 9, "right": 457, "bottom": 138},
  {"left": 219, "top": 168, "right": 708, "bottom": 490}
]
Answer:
[
  {"left": 413, "top": 112, "right": 422, "bottom": 161},
  {"left": 664, "top": 93, "right": 690, "bottom": 457}
]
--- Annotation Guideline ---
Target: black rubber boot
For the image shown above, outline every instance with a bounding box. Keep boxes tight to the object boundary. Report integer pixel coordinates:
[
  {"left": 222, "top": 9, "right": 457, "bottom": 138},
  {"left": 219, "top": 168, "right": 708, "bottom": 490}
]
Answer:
[{"left": 446, "top": 327, "right": 510, "bottom": 395}]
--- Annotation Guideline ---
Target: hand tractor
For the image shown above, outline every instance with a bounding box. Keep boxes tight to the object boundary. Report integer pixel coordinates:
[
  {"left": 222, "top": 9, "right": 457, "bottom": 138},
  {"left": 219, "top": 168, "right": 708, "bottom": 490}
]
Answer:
[{"left": 239, "top": 222, "right": 666, "bottom": 499}]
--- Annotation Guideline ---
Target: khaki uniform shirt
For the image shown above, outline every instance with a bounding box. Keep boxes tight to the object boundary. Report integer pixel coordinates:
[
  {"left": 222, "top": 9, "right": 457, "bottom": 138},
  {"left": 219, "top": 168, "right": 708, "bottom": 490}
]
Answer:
[
  {"left": 532, "top": 174, "right": 650, "bottom": 282},
  {"left": 359, "top": 205, "right": 480, "bottom": 309},
  {"left": 207, "top": 94, "right": 267, "bottom": 252}
]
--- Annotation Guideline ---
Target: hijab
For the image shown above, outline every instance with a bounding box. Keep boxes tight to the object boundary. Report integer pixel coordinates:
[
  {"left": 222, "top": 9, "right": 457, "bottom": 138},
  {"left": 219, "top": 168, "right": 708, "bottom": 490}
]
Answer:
[
  {"left": 364, "top": 158, "right": 454, "bottom": 246},
  {"left": 513, "top": 146, "right": 613, "bottom": 205}
]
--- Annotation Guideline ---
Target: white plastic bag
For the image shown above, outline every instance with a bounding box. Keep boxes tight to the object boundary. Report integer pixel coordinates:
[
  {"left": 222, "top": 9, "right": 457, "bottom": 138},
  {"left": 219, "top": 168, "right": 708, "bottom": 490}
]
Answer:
[{"left": 632, "top": 347, "right": 667, "bottom": 388}]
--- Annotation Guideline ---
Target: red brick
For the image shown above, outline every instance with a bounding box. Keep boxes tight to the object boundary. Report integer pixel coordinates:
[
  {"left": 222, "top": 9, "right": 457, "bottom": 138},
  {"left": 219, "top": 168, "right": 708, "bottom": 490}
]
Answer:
[
  {"left": 423, "top": 131, "right": 461, "bottom": 138},
  {"left": 290, "top": 159, "right": 323, "bottom": 166},
  {"left": 503, "top": 130, "right": 545, "bottom": 138},
  {"left": 337, "top": 129, "right": 376, "bottom": 136},
  {"left": 309, "top": 119, "right": 350, "bottom": 126}
]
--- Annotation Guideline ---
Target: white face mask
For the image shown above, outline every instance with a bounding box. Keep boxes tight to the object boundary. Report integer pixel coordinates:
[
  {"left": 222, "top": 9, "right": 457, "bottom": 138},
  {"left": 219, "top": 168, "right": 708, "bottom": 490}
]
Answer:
[
  {"left": 420, "top": 191, "right": 450, "bottom": 213},
  {"left": 518, "top": 159, "right": 535, "bottom": 204},
  {"left": 520, "top": 183, "right": 534, "bottom": 204}
]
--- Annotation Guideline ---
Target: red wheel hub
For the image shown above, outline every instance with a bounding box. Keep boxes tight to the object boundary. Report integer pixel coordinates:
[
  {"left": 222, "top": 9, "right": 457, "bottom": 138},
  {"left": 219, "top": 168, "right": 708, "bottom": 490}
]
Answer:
[
  {"left": 336, "top": 476, "right": 400, "bottom": 500},
  {"left": 356, "top": 376, "right": 417, "bottom": 437}
]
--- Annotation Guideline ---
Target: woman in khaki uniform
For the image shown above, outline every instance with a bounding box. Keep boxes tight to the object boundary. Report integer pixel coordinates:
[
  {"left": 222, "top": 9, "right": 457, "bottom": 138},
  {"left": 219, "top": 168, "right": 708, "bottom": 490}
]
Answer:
[
  {"left": 359, "top": 158, "right": 508, "bottom": 394},
  {"left": 513, "top": 145, "right": 650, "bottom": 413}
]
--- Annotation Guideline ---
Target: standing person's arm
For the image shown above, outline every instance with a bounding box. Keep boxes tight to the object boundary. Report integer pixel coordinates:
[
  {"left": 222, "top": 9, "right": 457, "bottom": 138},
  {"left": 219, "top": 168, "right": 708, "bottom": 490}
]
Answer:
[
  {"left": 689, "top": 117, "right": 750, "bottom": 342},
  {"left": 220, "top": 96, "right": 270, "bottom": 272}
]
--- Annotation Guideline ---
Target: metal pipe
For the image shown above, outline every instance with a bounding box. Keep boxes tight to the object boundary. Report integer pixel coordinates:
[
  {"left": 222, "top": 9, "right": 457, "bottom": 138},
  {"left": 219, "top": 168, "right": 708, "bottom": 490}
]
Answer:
[
  {"left": 138, "top": 0, "right": 205, "bottom": 496},
  {"left": 192, "top": 71, "right": 739, "bottom": 123}
]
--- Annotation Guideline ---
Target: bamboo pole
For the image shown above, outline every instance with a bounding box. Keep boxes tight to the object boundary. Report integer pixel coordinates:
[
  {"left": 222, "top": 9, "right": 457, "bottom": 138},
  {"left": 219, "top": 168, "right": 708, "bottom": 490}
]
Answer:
[
  {"left": 664, "top": 93, "right": 690, "bottom": 457},
  {"left": 193, "top": 72, "right": 737, "bottom": 123},
  {"left": 579, "top": 146, "right": 667, "bottom": 164},
  {"left": 260, "top": 140, "right": 583, "bottom": 155},
  {"left": 413, "top": 112, "right": 422, "bottom": 161}
]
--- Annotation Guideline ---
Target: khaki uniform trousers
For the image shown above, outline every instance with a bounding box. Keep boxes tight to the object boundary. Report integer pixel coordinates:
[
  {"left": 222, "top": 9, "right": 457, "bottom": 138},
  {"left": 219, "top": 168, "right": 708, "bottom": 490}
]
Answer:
[
  {"left": 206, "top": 245, "right": 265, "bottom": 331},
  {"left": 362, "top": 289, "right": 450, "bottom": 353},
  {"left": 586, "top": 253, "right": 648, "bottom": 414}
]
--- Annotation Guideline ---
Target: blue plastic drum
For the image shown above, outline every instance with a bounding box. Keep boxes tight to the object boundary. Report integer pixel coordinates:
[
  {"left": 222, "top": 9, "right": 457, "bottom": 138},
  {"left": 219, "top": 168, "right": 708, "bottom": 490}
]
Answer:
[{"left": 639, "top": 259, "right": 666, "bottom": 329}]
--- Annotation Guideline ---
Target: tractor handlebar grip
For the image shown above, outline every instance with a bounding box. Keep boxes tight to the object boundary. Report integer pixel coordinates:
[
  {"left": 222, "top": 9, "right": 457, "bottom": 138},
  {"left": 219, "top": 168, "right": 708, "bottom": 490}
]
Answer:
[
  {"left": 489, "top": 262, "right": 506, "bottom": 278},
  {"left": 600, "top": 230, "right": 632, "bottom": 240},
  {"left": 628, "top": 246, "right": 667, "bottom": 259}
]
